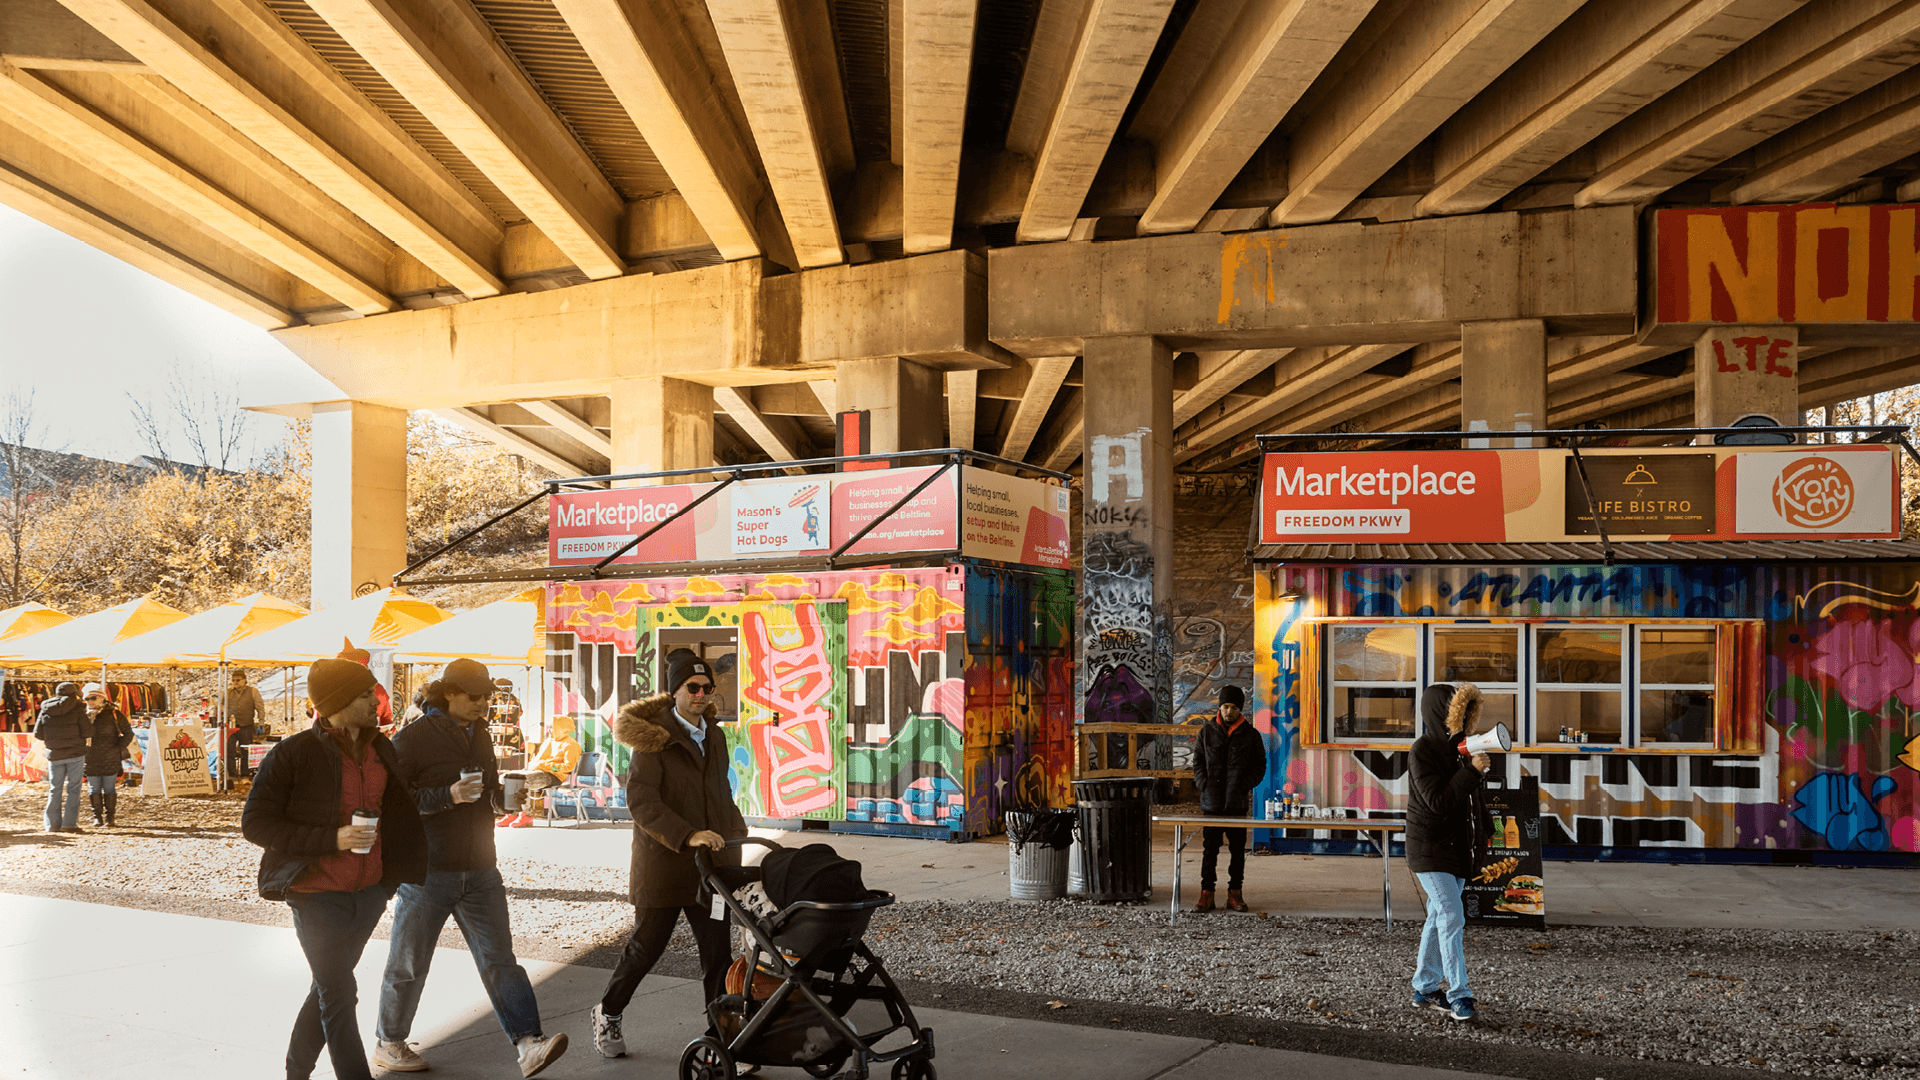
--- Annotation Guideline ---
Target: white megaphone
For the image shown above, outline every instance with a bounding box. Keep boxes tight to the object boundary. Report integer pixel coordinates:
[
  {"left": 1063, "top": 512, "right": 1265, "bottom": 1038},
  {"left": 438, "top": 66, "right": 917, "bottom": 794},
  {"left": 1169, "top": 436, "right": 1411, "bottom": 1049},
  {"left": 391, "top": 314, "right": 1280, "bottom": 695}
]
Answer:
[{"left": 1459, "top": 723, "right": 1512, "bottom": 756}]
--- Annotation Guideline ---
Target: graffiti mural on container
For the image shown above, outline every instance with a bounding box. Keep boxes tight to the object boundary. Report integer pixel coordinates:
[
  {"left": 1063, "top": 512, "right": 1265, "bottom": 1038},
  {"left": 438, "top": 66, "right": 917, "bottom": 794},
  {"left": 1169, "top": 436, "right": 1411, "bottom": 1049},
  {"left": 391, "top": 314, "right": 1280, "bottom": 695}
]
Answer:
[
  {"left": 1251, "top": 563, "right": 1920, "bottom": 855},
  {"left": 967, "top": 569, "right": 1074, "bottom": 827}
]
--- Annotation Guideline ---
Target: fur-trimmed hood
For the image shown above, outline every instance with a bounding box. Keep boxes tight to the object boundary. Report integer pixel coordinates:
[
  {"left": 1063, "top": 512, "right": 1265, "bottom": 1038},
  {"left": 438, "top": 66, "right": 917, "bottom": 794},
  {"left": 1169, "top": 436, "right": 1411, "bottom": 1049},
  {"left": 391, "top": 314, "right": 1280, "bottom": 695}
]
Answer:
[
  {"left": 614, "top": 693, "right": 719, "bottom": 753},
  {"left": 1419, "top": 682, "right": 1482, "bottom": 741}
]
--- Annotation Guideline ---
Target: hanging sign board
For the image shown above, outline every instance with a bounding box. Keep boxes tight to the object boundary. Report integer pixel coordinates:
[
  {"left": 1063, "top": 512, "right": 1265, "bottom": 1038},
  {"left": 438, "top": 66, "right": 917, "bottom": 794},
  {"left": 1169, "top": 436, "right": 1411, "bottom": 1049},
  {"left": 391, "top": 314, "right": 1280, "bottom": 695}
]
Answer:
[
  {"left": 1464, "top": 777, "right": 1545, "bottom": 929},
  {"left": 1564, "top": 454, "right": 1716, "bottom": 535}
]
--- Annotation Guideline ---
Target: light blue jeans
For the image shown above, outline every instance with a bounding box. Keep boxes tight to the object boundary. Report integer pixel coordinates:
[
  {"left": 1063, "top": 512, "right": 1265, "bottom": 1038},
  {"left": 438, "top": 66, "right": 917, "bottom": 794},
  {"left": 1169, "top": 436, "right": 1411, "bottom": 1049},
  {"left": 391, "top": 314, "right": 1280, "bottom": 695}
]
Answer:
[
  {"left": 377, "top": 869, "right": 542, "bottom": 1045},
  {"left": 44, "top": 757, "right": 85, "bottom": 830},
  {"left": 1413, "top": 872, "right": 1472, "bottom": 1003}
]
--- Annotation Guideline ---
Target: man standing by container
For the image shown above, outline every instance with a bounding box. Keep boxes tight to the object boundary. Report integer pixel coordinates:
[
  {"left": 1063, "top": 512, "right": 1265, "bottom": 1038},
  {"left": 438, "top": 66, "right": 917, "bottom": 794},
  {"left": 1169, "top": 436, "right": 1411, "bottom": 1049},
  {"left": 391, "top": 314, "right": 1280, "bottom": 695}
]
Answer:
[
  {"left": 242, "top": 658, "right": 427, "bottom": 1080},
  {"left": 1407, "top": 681, "right": 1493, "bottom": 1023},
  {"left": 32, "top": 680, "right": 87, "bottom": 833},
  {"left": 1190, "top": 685, "right": 1265, "bottom": 913},
  {"left": 370, "top": 657, "right": 568, "bottom": 1077}
]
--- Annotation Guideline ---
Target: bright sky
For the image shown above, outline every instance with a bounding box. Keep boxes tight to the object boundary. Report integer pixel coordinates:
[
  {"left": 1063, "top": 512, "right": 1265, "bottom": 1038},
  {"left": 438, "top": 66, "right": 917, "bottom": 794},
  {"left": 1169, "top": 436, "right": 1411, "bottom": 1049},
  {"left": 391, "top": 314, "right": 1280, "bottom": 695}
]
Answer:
[{"left": 0, "top": 203, "right": 342, "bottom": 465}]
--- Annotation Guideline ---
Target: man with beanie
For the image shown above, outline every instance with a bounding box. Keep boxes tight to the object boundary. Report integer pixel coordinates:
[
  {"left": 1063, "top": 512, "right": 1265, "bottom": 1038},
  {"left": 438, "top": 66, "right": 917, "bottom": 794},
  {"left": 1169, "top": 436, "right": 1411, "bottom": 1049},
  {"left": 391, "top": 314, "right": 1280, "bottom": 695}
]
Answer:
[
  {"left": 80, "top": 683, "right": 134, "bottom": 827},
  {"left": 1407, "top": 681, "right": 1494, "bottom": 1023},
  {"left": 591, "top": 649, "right": 747, "bottom": 1061},
  {"left": 372, "top": 657, "right": 568, "bottom": 1078},
  {"left": 242, "top": 658, "right": 427, "bottom": 1080},
  {"left": 32, "top": 681, "right": 88, "bottom": 833},
  {"left": 1189, "top": 685, "right": 1266, "bottom": 913}
]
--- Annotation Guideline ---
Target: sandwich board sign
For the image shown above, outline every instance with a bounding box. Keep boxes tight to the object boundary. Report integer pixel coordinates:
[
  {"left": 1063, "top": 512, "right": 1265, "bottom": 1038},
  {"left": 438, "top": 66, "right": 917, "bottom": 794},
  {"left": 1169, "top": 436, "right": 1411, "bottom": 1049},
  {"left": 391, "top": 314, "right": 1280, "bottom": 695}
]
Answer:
[
  {"left": 1464, "top": 776, "right": 1545, "bottom": 929},
  {"left": 153, "top": 722, "right": 214, "bottom": 796}
]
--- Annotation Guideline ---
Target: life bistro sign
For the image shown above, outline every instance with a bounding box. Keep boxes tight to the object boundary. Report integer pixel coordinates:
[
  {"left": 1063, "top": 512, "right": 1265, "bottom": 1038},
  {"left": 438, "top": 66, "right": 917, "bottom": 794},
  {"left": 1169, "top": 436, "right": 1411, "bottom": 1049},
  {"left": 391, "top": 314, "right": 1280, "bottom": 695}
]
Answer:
[
  {"left": 1259, "top": 445, "right": 1901, "bottom": 545},
  {"left": 549, "top": 464, "right": 1071, "bottom": 570}
]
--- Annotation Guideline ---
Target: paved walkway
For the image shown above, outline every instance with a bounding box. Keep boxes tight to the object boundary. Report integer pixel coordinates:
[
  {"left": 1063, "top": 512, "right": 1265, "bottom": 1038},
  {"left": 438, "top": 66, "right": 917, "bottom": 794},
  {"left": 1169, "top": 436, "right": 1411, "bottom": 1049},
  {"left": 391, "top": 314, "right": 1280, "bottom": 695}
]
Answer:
[
  {"left": 502, "top": 822, "right": 1920, "bottom": 931},
  {"left": 0, "top": 892, "right": 1506, "bottom": 1080}
]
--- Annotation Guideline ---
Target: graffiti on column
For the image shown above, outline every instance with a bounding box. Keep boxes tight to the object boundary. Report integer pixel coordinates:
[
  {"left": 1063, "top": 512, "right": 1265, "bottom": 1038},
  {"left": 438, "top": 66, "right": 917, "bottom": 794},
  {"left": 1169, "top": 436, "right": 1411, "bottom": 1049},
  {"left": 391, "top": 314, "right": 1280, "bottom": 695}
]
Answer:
[{"left": 1081, "top": 428, "right": 1168, "bottom": 730}]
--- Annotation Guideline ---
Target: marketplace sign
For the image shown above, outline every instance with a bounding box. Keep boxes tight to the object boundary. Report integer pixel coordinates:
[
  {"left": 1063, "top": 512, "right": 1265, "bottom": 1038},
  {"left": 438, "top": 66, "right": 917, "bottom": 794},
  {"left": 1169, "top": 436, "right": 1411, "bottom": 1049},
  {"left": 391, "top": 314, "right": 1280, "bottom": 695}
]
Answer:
[
  {"left": 548, "top": 464, "right": 1068, "bottom": 569},
  {"left": 1259, "top": 445, "right": 1901, "bottom": 544}
]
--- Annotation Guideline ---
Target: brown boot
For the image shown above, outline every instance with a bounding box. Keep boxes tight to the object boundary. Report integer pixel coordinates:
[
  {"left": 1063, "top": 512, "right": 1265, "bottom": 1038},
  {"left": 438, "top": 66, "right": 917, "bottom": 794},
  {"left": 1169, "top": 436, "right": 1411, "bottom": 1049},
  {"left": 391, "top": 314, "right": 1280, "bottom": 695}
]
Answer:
[
  {"left": 1192, "top": 890, "right": 1215, "bottom": 913},
  {"left": 1225, "top": 890, "right": 1250, "bottom": 913}
]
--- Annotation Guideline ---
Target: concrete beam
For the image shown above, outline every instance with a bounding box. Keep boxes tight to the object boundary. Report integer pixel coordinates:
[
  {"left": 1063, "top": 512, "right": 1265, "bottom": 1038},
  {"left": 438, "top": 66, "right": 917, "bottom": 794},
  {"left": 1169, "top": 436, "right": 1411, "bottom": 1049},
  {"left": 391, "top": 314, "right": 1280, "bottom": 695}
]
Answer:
[
  {"left": 1172, "top": 343, "right": 1413, "bottom": 463},
  {"left": 1271, "top": 0, "right": 1582, "bottom": 225},
  {"left": 1039, "top": 398, "right": 1084, "bottom": 471},
  {"left": 611, "top": 376, "right": 714, "bottom": 483},
  {"left": 946, "top": 369, "right": 978, "bottom": 451},
  {"left": 432, "top": 405, "right": 589, "bottom": 478},
  {"left": 899, "top": 0, "right": 978, "bottom": 253},
  {"left": 1721, "top": 63, "right": 1920, "bottom": 204},
  {"left": 0, "top": 63, "right": 393, "bottom": 314},
  {"left": 306, "top": 0, "right": 625, "bottom": 278},
  {"left": 800, "top": 248, "right": 1012, "bottom": 368},
  {"left": 1005, "top": 0, "right": 1091, "bottom": 156},
  {"left": 1420, "top": 0, "right": 1792, "bottom": 217},
  {"left": 1799, "top": 343, "right": 1920, "bottom": 406},
  {"left": 707, "top": 0, "right": 843, "bottom": 267},
  {"left": 1136, "top": 0, "right": 1374, "bottom": 236},
  {"left": 2, "top": 0, "right": 138, "bottom": 67},
  {"left": 744, "top": 383, "right": 830, "bottom": 417},
  {"left": 836, "top": 357, "right": 943, "bottom": 453},
  {"left": 1015, "top": 0, "right": 1175, "bottom": 242},
  {"left": 806, "top": 380, "right": 838, "bottom": 415},
  {"left": 1172, "top": 348, "right": 1289, "bottom": 426},
  {"left": 519, "top": 399, "right": 613, "bottom": 456},
  {"left": 1578, "top": 0, "right": 1920, "bottom": 207},
  {"left": 989, "top": 206, "right": 1638, "bottom": 356},
  {"left": 999, "top": 356, "right": 1075, "bottom": 462},
  {"left": 713, "top": 385, "right": 808, "bottom": 473}
]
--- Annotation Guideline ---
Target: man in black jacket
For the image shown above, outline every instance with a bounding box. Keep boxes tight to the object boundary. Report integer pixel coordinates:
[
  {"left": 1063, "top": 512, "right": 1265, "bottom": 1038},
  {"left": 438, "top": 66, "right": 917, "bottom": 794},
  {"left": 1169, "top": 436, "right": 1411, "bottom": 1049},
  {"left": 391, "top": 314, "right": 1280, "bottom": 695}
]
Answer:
[
  {"left": 32, "top": 681, "right": 88, "bottom": 833},
  {"left": 242, "top": 658, "right": 427, "bottom": 1080},
  {"left": 371, "top": 657, "right": 567, "bottom": 1078},
  {"left": 1190, "top": 685, "right": 1266, "bottom": 913},
  {"left": 1406, "top": 682, "right": 1493, "bottom": 1023}
]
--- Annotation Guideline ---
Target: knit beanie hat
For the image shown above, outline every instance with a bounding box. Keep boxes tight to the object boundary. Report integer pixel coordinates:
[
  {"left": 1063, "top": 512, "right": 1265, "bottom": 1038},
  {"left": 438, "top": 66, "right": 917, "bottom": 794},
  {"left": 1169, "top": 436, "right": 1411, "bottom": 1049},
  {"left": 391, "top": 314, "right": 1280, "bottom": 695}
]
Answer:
[
  {"left": 665, "top": 649, "right": 713, "bottom": 695},
  {"left": 442, "top": 657, "right": 492, "bottom": 698},
  {"left": 55, "top": 681, "right": 80, "bottom": 697},
  {"left": 1217, "top": 685, "right": 1245, "bottom": 709},
  {"left": 309, "top": 658, "right": 377, "bottom": 718},
  {"left": 82, "top": 682, "right": 106, "bottom": 698},
  {"left": 337, "top": 637, "right": 371, "bottom": 666}
]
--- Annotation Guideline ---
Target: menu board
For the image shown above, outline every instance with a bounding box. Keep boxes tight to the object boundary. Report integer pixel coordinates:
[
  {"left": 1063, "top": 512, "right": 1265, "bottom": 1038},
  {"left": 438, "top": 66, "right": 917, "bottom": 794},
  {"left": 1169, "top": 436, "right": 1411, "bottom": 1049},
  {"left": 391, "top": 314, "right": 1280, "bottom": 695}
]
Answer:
[{"left": 1463, "top": 776, "right": 1544, "bottom": 929}]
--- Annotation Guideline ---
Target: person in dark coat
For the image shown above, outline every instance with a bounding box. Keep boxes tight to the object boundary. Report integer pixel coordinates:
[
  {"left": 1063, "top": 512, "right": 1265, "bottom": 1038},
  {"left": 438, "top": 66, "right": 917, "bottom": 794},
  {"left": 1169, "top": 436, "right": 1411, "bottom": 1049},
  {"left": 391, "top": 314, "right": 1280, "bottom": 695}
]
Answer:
[
  {"left": 590, "top": 650, "right": 747, "bottom": 1061},
  {"left": 1406, "top": 682, "right": 1494, "bottom": 1023},
  {"left": 241, "top": 658, "right": 428, "bottom": 1080},
  {"left": 79, "top": 683, "right": 134, "bottom": 827},
  {"left": 1189, "top": 685, "right": 1267, "bottom": 912},
  {"left": 32, "top": 681, "right": 88, "bottom": 833},
  {"left": 371, "top": 657, "right": 567, "bottom": 1078}
]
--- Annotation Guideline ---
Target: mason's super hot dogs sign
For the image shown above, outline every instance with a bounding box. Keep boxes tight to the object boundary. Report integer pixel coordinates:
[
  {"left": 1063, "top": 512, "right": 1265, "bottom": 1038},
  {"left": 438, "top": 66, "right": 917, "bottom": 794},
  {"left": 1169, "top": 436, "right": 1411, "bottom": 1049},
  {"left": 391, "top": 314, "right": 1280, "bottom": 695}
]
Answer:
[{"left": 1260, "top": 446, "right": 1900, "bottom": 545}]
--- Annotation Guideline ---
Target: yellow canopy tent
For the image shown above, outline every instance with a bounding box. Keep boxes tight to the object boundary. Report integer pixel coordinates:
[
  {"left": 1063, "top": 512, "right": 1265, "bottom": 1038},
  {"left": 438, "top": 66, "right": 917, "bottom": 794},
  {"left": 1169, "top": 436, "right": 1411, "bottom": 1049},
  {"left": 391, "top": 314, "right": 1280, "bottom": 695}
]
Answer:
[
  {"left": 102, "top": 592, "right": 308, "bottom": 668},
  {"left": 226, "top": 588, "right": 452, "bottom": 665},
  {"left": 391, "top": 589, "right": 545, "bottom": 668},
  {"left": 0, "top": 596, "right": 187, "bottom": 668},
  {"left": 0, "top": 603, "right": 71, "bottom": 642}
]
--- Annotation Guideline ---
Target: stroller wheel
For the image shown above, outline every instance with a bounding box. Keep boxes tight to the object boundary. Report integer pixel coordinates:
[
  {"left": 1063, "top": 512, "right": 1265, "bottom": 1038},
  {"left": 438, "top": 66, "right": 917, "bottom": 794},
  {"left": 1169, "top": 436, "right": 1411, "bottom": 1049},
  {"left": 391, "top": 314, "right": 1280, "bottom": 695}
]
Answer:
[
  {"left": 890, "top": 1055, "right": 936, "bottom": 1080},
  {"left": 679, "top": 1037, "right": 736, "bottom": 1080}
]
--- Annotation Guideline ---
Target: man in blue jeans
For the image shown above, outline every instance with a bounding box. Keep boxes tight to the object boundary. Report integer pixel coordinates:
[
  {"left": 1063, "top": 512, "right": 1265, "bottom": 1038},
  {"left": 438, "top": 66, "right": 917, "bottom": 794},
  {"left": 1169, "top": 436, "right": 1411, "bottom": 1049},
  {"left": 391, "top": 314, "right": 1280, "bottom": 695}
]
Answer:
[
  {"left": 32, "top": 682, "right": 88, "bottom": 833},
  {"left": 1406, "top": 681, "right": 1494, "bottom": 1023},
  {"left": 372, "top": 658, "right": 567, "bottom": 1078}
]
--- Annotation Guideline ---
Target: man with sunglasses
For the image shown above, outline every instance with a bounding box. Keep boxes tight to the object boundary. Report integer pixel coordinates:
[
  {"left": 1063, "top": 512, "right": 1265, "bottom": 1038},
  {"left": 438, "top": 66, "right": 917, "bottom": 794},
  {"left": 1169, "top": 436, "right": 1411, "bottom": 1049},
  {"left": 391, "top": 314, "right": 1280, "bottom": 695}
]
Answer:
[{"left": 591, "top": 649, "right": 747, "bottom": 1066}]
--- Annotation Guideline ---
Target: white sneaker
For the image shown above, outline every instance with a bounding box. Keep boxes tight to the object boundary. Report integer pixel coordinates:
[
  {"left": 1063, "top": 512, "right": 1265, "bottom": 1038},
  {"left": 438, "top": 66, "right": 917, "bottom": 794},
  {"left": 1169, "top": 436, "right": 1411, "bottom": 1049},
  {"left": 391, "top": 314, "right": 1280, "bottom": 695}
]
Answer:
[
  {"left": 515, "top": 1032, "right": 568, "bottom": 1078},
  {"left": 590, "top": 1004, "right": 625, "bottom": 1058},
  {"left": 371, "top": 1039, "right": 430, "bottom": 1072}
]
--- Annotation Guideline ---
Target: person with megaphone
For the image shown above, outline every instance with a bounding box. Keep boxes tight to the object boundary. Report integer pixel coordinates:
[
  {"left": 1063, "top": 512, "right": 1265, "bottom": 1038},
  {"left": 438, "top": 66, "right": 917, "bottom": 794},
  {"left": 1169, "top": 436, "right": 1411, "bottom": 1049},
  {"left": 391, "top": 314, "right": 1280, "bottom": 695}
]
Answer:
[{"left": 1406, "top": 682, "right": 1498, "bottom": 1024}]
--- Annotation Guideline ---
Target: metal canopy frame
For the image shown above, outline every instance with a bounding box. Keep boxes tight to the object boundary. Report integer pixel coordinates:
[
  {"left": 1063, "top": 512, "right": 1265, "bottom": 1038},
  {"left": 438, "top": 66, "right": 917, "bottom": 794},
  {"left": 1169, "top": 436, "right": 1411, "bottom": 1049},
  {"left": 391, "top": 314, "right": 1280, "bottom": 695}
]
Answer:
[
  {"left": 1251, "top": 423, "right": 1920, "bottom": 567},
  {"left": 393, "top": 448, "right": 1070, "bottom": 588}
]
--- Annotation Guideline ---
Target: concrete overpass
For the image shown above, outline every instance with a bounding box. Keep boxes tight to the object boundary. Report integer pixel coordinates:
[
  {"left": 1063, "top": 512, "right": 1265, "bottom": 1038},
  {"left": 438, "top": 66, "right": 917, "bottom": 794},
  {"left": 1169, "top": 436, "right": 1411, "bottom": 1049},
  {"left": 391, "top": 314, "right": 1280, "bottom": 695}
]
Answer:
[{"left": 5, "top": 0, "right": 1920, "bottom": 634}]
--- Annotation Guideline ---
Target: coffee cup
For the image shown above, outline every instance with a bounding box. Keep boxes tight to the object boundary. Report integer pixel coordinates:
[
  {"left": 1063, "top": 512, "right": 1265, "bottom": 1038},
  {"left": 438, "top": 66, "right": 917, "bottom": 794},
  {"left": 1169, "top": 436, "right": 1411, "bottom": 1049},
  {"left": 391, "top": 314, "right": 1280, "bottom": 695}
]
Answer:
[{"left": 350, "top": 810, "right": 378, "bottom": 854}]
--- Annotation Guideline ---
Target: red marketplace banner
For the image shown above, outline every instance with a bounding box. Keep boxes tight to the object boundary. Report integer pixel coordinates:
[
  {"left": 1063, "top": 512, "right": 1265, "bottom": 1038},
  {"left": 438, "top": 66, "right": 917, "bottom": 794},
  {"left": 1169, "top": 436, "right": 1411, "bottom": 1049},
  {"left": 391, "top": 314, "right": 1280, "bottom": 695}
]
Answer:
[{"left": 1261, "top": 451, "right": 1507, "bottom": 543}]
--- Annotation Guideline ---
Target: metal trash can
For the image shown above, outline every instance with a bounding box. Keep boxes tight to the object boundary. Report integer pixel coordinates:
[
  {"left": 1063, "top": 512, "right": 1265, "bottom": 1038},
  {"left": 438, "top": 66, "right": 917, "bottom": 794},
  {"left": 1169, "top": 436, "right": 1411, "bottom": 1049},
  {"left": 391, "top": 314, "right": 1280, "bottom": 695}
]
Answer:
[
  {"left": 1071, "top": 777, "right": 1154, "bottom": 903},
  {"left": 1006, "top": 809, "right": 1074, "bottom": 901}
]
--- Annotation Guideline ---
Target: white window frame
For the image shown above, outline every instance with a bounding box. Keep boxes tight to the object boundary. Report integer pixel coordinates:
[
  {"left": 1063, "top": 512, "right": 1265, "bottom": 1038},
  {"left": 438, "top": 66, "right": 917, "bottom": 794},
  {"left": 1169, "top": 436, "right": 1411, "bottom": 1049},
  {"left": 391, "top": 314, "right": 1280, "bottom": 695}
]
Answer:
[
  {"left": 1428, "top": 623, "right": 1523, "bottom": 743},
  {"left": 1632, "top": 624, "right": 1718, "bottom": 750},
  {"left": 1531, "top": 624, "right": 1628, "bottom": 748},
  {"left": 1325, "top": 622, "right": 1422, "bottom": 745}
]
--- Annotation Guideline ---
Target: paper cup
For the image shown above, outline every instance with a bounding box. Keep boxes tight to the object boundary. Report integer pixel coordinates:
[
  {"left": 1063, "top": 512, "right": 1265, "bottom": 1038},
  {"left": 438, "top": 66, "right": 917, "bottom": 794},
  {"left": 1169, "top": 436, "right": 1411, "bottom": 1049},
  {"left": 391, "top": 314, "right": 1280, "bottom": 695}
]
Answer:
[{"left": 350, "top": 811, "right": 378, "bottom": 854}]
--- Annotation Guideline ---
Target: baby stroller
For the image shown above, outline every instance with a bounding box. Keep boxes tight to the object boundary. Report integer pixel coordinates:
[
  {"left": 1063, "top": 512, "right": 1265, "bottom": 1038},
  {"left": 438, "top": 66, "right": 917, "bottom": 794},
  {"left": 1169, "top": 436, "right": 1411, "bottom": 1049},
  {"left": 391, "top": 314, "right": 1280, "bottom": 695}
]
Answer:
[{"left": 684, "top": 838, "right": 936, "bottom": 1080}]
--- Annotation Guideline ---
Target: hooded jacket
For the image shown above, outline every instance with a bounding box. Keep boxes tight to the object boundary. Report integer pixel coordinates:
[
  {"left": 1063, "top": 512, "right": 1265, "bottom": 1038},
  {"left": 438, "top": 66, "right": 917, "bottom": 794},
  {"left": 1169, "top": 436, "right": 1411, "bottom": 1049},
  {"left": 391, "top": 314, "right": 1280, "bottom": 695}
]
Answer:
[
  {"left": 1406, "top": 683, "right": 1494, "bottom": 878},
  {"left": 82, "top": 704, "right": 135, "bottom": 776},
  {"left": 1192, "top": 713, "right": 1267, "bottom": 815},
  {"left": 390, "top": 705, "right": 499, "bottom": 872},
  {"left": 614, "top": 694, "right": 747, "bottom": 908},
  {"left": 32, "top": 695, "right": 88, "bottom": 760}
]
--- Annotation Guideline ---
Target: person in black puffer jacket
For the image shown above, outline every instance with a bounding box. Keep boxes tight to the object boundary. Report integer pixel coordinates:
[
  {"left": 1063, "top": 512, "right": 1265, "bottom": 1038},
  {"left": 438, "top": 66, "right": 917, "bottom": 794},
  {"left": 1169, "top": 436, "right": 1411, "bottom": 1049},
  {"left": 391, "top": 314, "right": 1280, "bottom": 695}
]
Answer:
[
  {"left": 1406, "top": 682, "right": 1495, "bottom": 1023},
  {"left": 1189, "top": 685, "right": 1266, "bottom": 913},
  {"left": 33, "top": 681, "right": 89, "bottom": 833},
  {"left": 79, "top": 683, "right": 134, "bottom": 827}
]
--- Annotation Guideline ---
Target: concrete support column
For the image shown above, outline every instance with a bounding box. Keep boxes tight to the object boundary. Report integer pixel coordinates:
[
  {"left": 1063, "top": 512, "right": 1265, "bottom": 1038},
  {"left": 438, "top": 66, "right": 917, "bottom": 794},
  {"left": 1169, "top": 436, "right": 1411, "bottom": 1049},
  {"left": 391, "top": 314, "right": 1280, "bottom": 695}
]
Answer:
[
  {"left": 310, "top": 400, "right": 407, "bottom": 611},
  {"left": 609, "top": 377, "right": 714, "bottom": 484},
  {"left": 835, "top": 357, "right": 944, "bottom": 453},
  {"left": 1078, "top": 336, "right": 1174, "bottom": 729},
  {"left": 1460, "top": 319, "right": 1547, "bottom": 447},
  {"left": 1694, "top": 326, "right": 1800, "bottom": 442}
]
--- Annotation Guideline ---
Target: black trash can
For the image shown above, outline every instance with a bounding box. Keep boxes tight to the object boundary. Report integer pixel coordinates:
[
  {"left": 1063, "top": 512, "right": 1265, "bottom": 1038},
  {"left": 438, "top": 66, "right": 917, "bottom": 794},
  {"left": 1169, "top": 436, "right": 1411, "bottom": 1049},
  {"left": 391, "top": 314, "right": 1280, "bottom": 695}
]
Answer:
[{"left": 1071, "top": 777, "right": 1154, "bottom": 903}]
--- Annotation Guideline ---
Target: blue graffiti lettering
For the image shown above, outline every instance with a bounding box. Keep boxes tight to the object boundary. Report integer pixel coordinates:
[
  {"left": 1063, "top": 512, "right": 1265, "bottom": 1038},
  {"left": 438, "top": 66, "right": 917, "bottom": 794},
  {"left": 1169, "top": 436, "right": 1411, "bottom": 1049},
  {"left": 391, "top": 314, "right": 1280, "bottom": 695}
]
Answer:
[
  {"left": 1790, "top": 772, "right": 1898, "bottom": 851},
  {"left": 1516, "top": 573, "right": 1577, "bottom": 606}
]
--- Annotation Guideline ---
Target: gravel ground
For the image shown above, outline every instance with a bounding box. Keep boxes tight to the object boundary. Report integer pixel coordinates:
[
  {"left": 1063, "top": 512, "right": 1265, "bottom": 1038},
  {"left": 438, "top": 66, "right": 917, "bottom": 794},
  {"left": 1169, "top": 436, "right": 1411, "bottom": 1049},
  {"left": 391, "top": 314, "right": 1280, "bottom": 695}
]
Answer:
[{"left": 4, "top": 784, "right": 1917, "bottom": 1079}]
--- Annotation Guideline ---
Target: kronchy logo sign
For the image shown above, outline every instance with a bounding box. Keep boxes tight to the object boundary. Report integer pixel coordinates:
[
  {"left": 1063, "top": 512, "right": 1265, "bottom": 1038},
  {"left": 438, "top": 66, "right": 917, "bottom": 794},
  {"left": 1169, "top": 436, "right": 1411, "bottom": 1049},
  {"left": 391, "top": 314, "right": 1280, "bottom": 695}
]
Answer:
[{"left": 1773, "top": 458, "right": 1853, "bottom": 528}]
